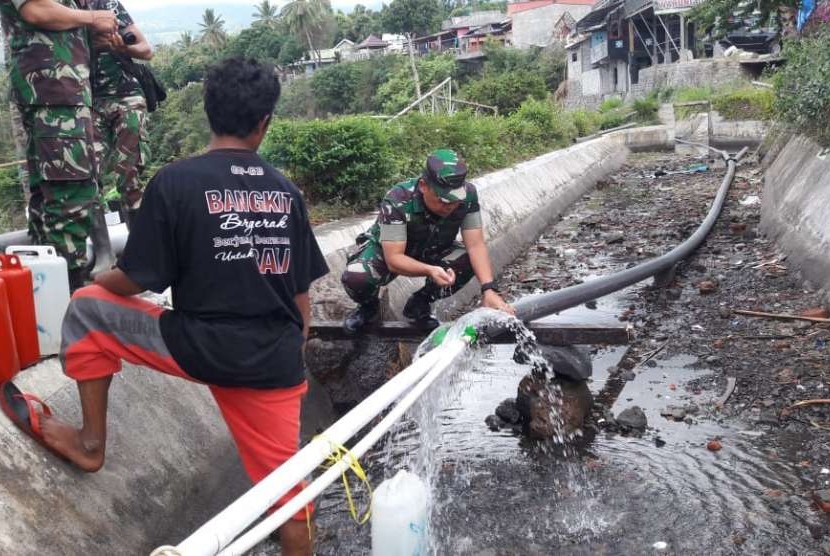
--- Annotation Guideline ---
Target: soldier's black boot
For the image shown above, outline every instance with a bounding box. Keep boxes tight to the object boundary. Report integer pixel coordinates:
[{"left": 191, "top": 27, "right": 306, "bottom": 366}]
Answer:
[
  {"left": 343, "top": 299, "right": 380, "bottom": 335},
  {"left": 68, "top": 267, "right": 87, "bottom": 293},
  {"left": 88, "top": 203, "right": 116, "bottom": 278},
  {"left": 403, "top": 291, "right": 440, "bottom": 331}
]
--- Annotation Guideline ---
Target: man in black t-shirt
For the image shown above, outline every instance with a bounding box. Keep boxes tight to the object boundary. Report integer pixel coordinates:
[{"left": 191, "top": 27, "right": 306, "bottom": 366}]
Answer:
[{"left": 36, "top": 58, "right": 327, "bottom": 554}]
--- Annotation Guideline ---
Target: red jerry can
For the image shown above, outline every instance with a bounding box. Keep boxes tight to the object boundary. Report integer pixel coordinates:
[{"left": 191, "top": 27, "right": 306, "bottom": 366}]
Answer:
[
  {"left": 0, "top": 254, "right": 40, "bottom": 368},
  {"left": 0, "top": 278, "right": 21, "bottom": 382}
]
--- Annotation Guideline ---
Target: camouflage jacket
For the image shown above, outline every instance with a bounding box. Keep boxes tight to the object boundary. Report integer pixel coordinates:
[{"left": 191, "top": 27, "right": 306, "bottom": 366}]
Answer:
[
  {"left": 92, "top": 1, "right": 141, "bottom": 98},
  {"left": 0, "top": 0, "right": 91, "bottom": 106},
  {"left": 364, "top": 177, "right": 482, "bottom": 262}
]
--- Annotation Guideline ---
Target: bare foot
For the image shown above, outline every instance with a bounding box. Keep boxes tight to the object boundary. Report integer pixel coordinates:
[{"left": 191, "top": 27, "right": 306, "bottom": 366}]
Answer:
[{"left": 40, "top": 416, "right": 105, "bottom": 472}]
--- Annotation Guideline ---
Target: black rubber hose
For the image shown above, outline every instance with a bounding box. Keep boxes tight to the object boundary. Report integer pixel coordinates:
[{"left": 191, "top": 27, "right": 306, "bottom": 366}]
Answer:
[{"left": 508, "top": 146, "right": 749, "bottom": 325}]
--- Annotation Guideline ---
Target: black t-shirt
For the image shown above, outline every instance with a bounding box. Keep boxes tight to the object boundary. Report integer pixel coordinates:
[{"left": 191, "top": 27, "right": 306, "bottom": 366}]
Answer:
[{"left": 119, "top": 149, "right": 329, "bottom": 389}]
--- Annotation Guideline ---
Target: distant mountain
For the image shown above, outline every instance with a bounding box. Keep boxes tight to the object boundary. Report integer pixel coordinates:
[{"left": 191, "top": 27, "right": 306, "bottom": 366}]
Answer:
[
  {"left": 128, "top": 4, "right": 255, "bottom": 45},
  {"left": 128, "top": 1, "right": 384, "bottom": 45}
]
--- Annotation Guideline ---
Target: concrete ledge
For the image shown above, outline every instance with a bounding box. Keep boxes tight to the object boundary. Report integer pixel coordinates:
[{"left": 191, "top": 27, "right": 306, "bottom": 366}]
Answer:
[
  {"left": 604, "top": 125, "right": 675, "bottom": 152},
  {"left": 761, "top": 134, "right": 830, "bottom": 299},
  {"left": 0, "top": 359, "right": 249, "bottom": 554}
]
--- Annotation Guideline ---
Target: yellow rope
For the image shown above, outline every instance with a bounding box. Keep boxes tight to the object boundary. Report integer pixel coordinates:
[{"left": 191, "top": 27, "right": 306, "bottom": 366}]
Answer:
[{"left": 316, "top": 435, "right": 373, "bottom": 525}]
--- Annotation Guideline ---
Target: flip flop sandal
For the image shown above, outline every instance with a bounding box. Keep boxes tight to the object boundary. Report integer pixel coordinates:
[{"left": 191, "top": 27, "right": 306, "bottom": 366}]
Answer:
[{"left": 0, "top": 380, "right": 68, "bottom": 462}]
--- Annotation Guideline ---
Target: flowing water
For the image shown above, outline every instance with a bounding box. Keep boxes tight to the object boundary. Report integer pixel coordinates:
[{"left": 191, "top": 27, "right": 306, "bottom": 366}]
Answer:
[{"left": 303, "top": 305, "right": 828, "bottom": 555}]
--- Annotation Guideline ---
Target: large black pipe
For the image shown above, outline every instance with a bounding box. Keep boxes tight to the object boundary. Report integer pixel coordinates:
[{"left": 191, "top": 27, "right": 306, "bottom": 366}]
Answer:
[{"left": 508, "top": 146, "right": 749, "bottom": 325}]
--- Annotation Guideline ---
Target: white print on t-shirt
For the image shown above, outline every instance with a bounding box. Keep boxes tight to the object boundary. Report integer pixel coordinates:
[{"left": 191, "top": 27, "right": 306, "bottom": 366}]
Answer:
[
  {"left": 213, "top": 247, "right": 291, "bottom": 274},
  {"left": 230, "top": 165, "right": 264, "bottom": 176},
  {"left": 205, "top": 188, "right": 295, "bottom": 275},
  {"left": 205, "top": 189, "right": 293, "bottom": 214},
  {"left": 219, "top": 213, "right": 289, "bottom": 235}
]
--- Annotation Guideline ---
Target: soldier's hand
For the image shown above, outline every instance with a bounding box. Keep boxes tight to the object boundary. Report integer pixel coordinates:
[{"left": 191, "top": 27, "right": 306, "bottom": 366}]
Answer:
[
  {"left": 481, "top": 290, "right": 516, "bottom": 316},
  {"left": 92, "top": 33, "right": 114, "bottom": 50},
  {"left": 90, "top": 10, "right": 117, "bottom": 34},
  {"left": 108, "top": 32, "right": 127, "bottom": 52},
  {"left": 429, "top": 266, "right": 456, "bottom": 287}
]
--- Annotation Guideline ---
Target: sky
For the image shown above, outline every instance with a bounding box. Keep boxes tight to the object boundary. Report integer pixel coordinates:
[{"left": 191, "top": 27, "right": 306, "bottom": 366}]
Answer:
[{"left": 121, "top": 0, "right": 384, "bottom": 13}]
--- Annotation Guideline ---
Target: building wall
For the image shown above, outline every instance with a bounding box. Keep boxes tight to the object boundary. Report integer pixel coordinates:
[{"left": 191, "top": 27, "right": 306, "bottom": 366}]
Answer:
[
  {"left": 628, "top": 59, "right": 748, "bottom": 98},
  {"left": 508, "top": 0, "right": 555, "bottom": 15},
  {"left": 566, "top": 58, "right": 751, "bottom": 108},
  {"left": 512, "top": 3, "right": 593, "bottom": 47}
]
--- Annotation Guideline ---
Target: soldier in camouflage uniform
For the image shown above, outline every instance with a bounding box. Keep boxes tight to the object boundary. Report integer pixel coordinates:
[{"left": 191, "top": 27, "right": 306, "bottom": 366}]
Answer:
[
  {"left": 0, "top": 0, "right": 116, "bottom": 282},
  {"left": 341, "top": 148, "right": 514, "bottom": 333},
  {"left": 90, "top": 0, "right": 152, "bottom": 226}
]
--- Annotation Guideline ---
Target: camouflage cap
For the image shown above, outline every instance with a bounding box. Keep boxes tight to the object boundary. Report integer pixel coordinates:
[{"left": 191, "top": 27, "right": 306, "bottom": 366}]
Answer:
[{"left": 423, "top": 148, "right": 467, "bottom": 203}]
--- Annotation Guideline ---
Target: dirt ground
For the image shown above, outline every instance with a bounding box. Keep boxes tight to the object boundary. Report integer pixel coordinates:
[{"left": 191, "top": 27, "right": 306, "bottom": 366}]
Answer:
[{"left": 493, "top": 150, "right": 830, "bottom": 508}]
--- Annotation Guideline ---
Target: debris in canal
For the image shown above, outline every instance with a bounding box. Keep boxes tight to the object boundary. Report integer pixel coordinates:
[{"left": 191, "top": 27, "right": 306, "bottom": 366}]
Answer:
[{"left": 706, "top": 439, "right": 723, "bottom": 452}]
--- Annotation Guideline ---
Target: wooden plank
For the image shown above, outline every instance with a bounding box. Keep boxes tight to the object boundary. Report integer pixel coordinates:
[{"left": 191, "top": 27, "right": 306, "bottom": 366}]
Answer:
[{"left": 310, "top": 320, "right": 630, "bottom": 345}]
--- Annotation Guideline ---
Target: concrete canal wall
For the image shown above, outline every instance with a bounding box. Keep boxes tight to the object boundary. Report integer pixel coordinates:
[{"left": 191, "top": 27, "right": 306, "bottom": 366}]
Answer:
[
  {"left": 0, "top": 131, "right": 659, "bottom": 554},
  {"left": 762, "top": 134, "right": 830, "bottom": 300}
]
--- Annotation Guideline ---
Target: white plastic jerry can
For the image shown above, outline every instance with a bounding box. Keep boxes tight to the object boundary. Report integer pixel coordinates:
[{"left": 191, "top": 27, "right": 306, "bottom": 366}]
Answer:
[
  {"left": 371, "top": 470, "right": 430, "bottom": 556},
  {"left": 5, "top": 246, "right": 70, "bottom": 356}
]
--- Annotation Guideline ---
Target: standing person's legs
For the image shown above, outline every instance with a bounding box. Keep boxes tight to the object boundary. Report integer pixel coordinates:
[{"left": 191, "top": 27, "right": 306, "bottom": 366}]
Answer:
[
  {"left": 21, "top": 105, "right": 98, "bottom": 274},
  {"left": 108, "top": 95, "right": 149, "bottom": 213},
  {"left": 42, "top": 285, "right": 194, "bottom": 470},
  {"left": 210, "top": 383, "right": 312, "bottom": 556}
]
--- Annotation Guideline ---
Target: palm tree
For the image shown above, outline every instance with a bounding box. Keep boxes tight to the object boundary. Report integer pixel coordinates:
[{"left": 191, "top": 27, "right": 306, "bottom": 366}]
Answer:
[
  {"left": 177, "top": 31, "right": 194, "bottom": 49},
  {"left": 280, "top": 0, "right": 330, "bottom": 67},
  {"left": 252, "top": 0, "right": 279, "bottom": 28},
  {"left": 199, "top": 8, "right": 227, "bottom": 49}
]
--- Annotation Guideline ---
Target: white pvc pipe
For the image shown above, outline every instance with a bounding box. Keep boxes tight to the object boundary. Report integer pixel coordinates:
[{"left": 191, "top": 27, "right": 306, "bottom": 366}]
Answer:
[
  {"left": 167, "top": 340, "right": 454, "bottom": 556},
  {"left": 217, "top": 337, "right": 471, "bottom": 556}
]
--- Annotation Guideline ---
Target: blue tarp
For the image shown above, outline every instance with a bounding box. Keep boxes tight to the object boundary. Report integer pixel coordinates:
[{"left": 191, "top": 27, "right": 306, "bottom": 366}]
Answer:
[{"left": 798, "top": 0, "right": 816, "bottom": 31}]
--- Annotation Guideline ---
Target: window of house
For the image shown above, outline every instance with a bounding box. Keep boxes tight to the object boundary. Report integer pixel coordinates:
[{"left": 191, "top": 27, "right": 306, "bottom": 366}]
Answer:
[{"left": 572, "top": 51, "right": 578, "bottom": 62}]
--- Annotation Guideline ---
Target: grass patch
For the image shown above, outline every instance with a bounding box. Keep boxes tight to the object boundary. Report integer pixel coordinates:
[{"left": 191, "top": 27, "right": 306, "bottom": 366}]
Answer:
[{"left": 712, "top": 87, "right": 775, "bottom": 120}]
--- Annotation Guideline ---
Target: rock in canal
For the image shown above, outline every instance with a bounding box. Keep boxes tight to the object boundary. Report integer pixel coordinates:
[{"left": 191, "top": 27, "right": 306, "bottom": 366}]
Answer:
[
  {"left": 616, "top": 406, "right": 647, "bottom": 431},
  {"left": 495, "top": 398, "right": 521, "bottom": 424}
]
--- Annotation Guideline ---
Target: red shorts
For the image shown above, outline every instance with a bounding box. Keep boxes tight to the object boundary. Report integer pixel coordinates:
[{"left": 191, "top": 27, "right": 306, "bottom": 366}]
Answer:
[{"left": 61, "top": 285, "right": 311, "bottom": 521}]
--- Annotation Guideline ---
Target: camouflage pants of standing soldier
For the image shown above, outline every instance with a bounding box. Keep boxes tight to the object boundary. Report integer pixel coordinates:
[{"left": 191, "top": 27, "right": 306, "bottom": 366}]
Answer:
[
  {"left": 93, "top": 95, "right": 149, "bottom": 211},
  {"left": 21, "top": 105, "right": 98, "bottom": 271},
  {"left": 341, "top": 240, "right": 475, "bottom": 305}
]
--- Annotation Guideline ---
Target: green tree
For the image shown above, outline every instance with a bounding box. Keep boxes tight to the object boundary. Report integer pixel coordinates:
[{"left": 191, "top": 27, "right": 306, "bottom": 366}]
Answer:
[
  {"left": 310, "top": 63, "right": 361, "bottom": 113},
  {"left": 376, "top": 53, "right": 456, "bottom": 113},
  {"left": 252, "top": 0, "right": 280, "bottom": 28},
  {"left": 689, "top": 0, "right": 798, "bottom": 39},
  {"left": 382, "top": 0, "right": 442, "bottom": 102},
  {"left": 199, "top": 8, "right": 227, "bottom": 48},
  {"left": 381, "top": 0, "right": 442, "bottom": 36},
  {"left": 177, "top": 31, "right": 195, "bottom": 49},
  {"left": 146, "top": 83, "right": 210, "bottom": 170},
  {"left": 462, "top": 70, "right": 548, "bottom": 114},
  {"left": 774, "top": 30, "right": 830, "bottom": 146},
  {"left": 277, "top": 35, "right": 306, "bottom": 64},
  {"left": 280, "top": 0, "right": 331, "bottom": 66},
  {"left": 225, "top": 24, "right": 285, "bottom": 61}
]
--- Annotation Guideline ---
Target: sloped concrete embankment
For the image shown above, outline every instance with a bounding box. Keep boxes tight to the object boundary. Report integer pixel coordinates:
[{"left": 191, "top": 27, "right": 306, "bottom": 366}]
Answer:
[
  {"left": 0, "top": 132, "right": 652, "bottom": 554},
  {"left": 761, "top": 134, "right": 830, "bottom": 298}
]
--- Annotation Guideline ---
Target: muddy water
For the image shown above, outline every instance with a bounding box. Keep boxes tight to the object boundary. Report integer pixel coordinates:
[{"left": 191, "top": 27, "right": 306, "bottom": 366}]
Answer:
[
  {"left": 307, "top": 334, "right": 825, "bottom": 555},
  {"left": 299, "top": 299, "right": 826, "bottom": 555}
]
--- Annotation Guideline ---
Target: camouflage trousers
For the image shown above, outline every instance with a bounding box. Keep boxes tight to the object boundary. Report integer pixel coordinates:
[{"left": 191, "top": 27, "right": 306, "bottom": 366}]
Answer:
[
  {"left": 93, "top": 95, "right": 149, "bottom": 210},
  {"left": 341, "top": 240, "right": 474, "bottom": 306},
  {"left": 21, "top": 104, "right": 98, "bottom": 271}
]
